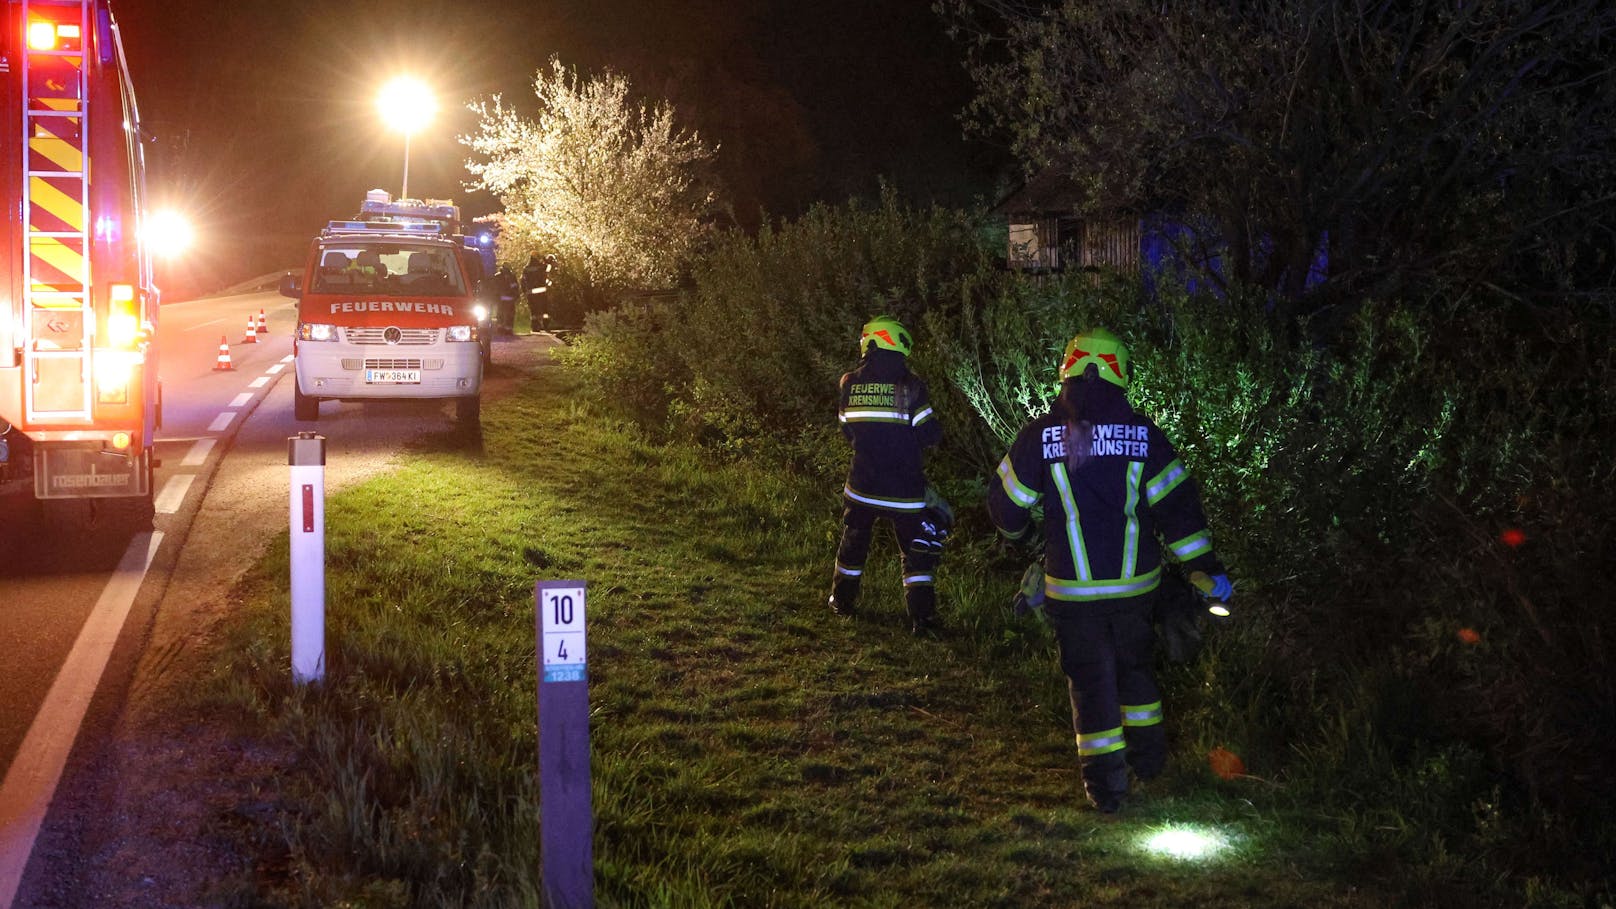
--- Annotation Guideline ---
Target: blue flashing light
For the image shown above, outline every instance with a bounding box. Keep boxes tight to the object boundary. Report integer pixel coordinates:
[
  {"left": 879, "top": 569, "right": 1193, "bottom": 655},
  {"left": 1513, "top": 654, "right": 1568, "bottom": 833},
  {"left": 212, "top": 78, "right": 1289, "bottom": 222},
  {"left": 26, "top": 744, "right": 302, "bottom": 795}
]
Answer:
[{"left": 479, "top": 233, "right": 493, "bottom": 246}]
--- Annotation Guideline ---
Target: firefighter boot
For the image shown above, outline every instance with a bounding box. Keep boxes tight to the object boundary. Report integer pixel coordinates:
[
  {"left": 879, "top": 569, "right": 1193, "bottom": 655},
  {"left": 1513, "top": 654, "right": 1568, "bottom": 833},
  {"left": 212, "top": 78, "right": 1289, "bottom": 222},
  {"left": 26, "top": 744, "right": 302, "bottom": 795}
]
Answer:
[
  {"left": 1082, "top": 752, "right": 1131, "bottom": 815},
  {"left": 906, "top": 583, "right": 942, "bottom": 637},
  {"left": 1125, "top": 722, "right": 1167, "bottom": 783},
  {"left": 828, "top": 575, "right": 861, "bottom": 617}
]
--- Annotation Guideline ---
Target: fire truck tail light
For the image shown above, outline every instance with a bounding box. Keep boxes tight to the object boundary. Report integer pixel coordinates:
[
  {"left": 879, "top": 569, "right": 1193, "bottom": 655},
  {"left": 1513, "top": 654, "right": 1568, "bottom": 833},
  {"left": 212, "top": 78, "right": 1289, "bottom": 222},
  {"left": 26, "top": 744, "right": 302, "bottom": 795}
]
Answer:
[
  {"left": 57, "top": 24, "right": 81, "bottom": 39},
  {"left": 27, "top": 21, "right": 57, "bottom": 49},
  {"left": 109, "top": 285, "right": 140, "bottom": 347},
  {"left": 96, "top": 355, "right": 133, "bottom": 403}
]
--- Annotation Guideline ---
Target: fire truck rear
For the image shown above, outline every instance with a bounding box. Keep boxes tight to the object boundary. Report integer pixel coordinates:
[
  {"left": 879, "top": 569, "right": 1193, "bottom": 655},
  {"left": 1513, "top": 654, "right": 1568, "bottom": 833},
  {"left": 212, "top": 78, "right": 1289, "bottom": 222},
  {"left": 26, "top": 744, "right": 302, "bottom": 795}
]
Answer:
[{"left": 1, "top": 0, "right": 159, "bottom": 524}]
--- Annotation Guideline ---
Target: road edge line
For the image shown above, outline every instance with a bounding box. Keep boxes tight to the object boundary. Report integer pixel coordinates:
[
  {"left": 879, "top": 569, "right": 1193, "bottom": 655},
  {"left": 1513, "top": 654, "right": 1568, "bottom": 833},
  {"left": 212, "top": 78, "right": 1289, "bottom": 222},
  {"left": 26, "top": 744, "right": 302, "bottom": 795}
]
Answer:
[{"left": 0, "top": 531, "right": 164, "bottom": 909}]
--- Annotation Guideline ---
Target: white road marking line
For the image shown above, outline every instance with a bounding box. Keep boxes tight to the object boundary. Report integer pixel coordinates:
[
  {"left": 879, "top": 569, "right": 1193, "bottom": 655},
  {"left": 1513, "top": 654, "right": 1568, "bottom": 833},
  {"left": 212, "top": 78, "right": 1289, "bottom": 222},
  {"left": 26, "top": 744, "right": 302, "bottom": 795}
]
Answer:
[
  {"left": 0, "top": 532, "right": 165, "bottom": 909},
  {"left": 266, "top": 364, "right": 285, "bottom": 374},
  {"left": 249, "top": 376, "right": 269, "bottom": 388},
  {"left": 181, "top": 437, "right": 216, "bottom": 467},
  {"left": 184, "top": 317, "right": 227, "bottom": 332},
  {"left": 207, "top": 412, "right": 235, "bottom": 432},
  {"left": 153, "top": 474, "right": 195, "bottom": 514},
  {"left": 229, "top": 392, "right": 253, "bottom": 409},
  {"left": 280, "top": 355, "right": 294, "bottom": 363}
]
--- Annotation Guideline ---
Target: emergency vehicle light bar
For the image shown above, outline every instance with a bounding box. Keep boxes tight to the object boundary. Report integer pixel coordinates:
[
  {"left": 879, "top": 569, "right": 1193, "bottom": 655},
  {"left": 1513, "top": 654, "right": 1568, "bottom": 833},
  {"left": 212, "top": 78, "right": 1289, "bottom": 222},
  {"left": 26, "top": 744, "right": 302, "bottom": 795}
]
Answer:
[{"left": 322, "top": 220, "right": 443, "bottom": 236}]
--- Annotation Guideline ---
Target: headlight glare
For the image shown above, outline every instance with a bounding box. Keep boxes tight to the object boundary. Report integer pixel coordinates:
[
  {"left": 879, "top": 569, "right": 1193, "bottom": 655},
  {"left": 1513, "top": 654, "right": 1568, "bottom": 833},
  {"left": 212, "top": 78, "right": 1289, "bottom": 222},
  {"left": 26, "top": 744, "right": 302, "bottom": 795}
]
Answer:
[{"left": 299, "top": 322, "right": 338, "bottom": 341}]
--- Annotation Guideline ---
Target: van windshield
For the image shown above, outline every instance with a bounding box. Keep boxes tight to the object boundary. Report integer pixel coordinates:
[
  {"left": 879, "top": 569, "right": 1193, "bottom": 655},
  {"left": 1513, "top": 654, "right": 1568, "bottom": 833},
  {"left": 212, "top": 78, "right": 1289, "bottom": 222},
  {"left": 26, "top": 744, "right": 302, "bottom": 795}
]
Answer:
[{"left": 311, "top": 243, "right": 467, "bottom": 297}]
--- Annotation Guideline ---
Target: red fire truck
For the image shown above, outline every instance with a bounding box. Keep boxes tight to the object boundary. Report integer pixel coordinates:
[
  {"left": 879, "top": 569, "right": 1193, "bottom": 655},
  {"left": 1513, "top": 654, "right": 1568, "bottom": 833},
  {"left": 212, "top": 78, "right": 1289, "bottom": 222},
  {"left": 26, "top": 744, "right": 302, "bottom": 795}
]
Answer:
[{"left": 1, "top": 0, "right": 159, "bottom": 525}]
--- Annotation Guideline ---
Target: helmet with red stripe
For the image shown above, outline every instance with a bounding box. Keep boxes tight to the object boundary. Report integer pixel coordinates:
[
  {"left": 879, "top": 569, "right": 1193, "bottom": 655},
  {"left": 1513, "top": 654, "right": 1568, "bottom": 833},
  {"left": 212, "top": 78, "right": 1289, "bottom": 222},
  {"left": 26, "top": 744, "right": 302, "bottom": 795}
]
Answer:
[
  {"left": 1060, "top": 328, "right": 1130, "bottom": 388},
  {"left": 859, "top": 315, "right": 913, "bottom": 357}
]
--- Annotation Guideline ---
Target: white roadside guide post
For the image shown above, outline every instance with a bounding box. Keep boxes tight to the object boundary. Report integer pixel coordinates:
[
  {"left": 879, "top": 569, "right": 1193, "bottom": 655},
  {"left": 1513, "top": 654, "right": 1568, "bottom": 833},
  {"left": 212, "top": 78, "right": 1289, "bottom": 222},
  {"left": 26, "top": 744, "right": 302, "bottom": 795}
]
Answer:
[
  {"left": 537, "top": 580, "right": 591, "bottom": 909},
  {"left": 289, "top": 432, "right": 326, "bottom": 685}
]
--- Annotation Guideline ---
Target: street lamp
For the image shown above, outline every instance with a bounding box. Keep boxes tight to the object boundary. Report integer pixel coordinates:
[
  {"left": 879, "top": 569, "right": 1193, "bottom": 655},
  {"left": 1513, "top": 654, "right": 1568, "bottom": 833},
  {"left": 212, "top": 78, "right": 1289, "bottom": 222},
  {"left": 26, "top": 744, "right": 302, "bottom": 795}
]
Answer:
[{"left": 376, "top": 76, "right": 436, "bottom": 200}]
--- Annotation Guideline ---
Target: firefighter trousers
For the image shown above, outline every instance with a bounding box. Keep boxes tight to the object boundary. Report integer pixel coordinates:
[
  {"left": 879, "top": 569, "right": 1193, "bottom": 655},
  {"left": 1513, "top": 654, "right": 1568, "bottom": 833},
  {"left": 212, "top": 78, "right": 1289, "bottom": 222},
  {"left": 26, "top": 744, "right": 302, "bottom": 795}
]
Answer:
[
  {"left": 830, "top": 502, "right": 939, "bottom": 621},
  {"left": 1044, "top": 593, "right": 1166, "bottom": 807}
]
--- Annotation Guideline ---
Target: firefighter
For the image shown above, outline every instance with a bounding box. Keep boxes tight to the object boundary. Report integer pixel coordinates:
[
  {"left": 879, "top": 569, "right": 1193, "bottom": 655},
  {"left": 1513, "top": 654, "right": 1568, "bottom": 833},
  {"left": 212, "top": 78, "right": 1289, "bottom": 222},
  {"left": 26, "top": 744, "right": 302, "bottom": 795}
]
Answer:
[
  {"left": 987, "top": 328, "right": 1233, "bottom": 813},
  {"left": 829, "top": 315, "right": 948, "bottom": 636},
  {"left": 521, "top": 253, "right": 554, "bottom": 330},
  {"left": 493, "top": 265, "right": 520, "bottom": 334}
]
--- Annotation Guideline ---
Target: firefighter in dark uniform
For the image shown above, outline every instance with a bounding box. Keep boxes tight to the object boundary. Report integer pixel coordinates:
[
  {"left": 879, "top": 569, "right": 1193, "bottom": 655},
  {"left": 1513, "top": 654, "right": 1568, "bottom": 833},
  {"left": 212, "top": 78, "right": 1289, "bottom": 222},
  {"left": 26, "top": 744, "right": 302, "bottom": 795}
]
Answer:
[
  {"left": 988, "top": 328, "right": 1233, "bottom": 813},
  {"left": 521, "top": 253, "right": 553, "bottom": 330},
  {"left": 829, "top": 315, "right": 947, "bottom": 635}
]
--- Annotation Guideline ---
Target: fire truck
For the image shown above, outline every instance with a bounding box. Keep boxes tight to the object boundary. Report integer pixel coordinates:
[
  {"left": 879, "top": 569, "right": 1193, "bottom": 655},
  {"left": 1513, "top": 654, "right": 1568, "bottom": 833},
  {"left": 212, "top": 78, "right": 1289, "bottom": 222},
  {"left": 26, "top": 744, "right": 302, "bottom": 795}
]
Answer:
[
  {"left": 1, "top": 0, "right": 159, "bottom": 525},
  {"left": 280, "top": 199, "right": 486, "bottom": 426}
]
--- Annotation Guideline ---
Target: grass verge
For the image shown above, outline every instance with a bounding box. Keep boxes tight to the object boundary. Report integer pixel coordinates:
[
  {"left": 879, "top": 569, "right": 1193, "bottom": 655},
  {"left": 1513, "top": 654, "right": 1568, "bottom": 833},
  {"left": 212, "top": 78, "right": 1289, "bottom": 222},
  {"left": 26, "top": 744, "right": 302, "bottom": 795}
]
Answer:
[{"left": 199, "top": 366, "right": 1586, "bottom": 908}]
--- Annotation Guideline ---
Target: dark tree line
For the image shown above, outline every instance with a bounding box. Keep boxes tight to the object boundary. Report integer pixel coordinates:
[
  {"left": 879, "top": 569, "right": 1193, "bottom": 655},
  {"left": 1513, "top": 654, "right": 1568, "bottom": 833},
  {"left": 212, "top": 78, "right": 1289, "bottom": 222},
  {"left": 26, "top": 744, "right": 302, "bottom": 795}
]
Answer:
[{"left": 941, "top": 0, "right": 1616, "bottom": 316}]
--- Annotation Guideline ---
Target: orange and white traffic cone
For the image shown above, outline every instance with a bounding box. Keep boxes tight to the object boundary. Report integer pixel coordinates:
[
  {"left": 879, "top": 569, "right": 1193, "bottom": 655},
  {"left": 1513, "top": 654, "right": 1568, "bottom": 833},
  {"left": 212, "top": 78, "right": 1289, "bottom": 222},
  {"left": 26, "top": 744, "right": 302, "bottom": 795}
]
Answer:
[
  {"left": 214, "top": 336, "right": 234, "bottom": 370},
  {"left": 257, "top": 308, "right": 268, "bottom": 334},
  {"left": 242, "top": 314, "right": 258, "bottom": 343}
]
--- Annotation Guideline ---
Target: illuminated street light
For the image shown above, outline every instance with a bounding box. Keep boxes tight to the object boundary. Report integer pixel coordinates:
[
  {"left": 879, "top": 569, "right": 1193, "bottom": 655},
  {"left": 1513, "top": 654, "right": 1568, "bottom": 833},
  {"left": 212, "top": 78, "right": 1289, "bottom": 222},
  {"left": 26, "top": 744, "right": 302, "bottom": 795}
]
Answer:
[
  {"left": 376, "top": 76, "right": 437, "bottom": 200},
  {"left": 143, "top": 209, "right": 195, "bottom": 258}
]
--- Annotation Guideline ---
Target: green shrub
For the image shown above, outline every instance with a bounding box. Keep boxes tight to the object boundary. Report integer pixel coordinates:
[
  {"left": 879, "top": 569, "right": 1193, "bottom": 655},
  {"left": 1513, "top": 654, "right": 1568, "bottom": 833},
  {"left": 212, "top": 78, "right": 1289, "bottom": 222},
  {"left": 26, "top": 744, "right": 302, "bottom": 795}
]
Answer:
[{"left": 558, "top": 191, "right": 1615, "bottom": 891}]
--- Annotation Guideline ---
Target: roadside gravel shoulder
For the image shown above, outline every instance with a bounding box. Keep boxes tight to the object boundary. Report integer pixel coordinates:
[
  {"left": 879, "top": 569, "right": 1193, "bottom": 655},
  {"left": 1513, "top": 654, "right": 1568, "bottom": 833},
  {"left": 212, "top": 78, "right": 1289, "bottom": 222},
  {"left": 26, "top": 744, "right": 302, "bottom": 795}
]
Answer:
[{"left": 41, "top": 333, "right": 561, "bottom": 908}]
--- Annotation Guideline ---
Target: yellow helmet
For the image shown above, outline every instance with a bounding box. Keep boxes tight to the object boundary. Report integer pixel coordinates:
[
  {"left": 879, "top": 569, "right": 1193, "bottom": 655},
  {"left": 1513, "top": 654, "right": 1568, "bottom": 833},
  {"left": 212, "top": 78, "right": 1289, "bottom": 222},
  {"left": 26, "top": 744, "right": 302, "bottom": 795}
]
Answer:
[
  {"left": 859, "top": 315, "right": 913, "bottom": 357},
  {"left": 1060, "top": 328, "right": 1130, "bottom": 388}
]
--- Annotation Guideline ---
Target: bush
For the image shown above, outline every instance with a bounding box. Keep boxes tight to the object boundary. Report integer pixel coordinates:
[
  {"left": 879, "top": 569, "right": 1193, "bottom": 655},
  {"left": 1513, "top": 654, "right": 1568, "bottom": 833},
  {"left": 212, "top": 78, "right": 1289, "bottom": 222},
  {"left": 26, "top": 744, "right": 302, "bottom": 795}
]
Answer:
[
  {"left": 558, "top": 192, "right": 1616, "bottom": 891},
  {"left": 942, "top": 276, "right": 1616, "bottom": 882}
]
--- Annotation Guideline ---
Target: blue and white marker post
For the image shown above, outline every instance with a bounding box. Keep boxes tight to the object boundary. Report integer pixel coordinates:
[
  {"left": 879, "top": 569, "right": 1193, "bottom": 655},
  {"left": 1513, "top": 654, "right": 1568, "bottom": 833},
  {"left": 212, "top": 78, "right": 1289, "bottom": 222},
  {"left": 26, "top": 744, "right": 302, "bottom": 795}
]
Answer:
[
  {"left": 288, "top": 432, "right": 326, "bottom": 685},
  {"left": 537, "top": 580, "right": 591, "bottom": 908}
]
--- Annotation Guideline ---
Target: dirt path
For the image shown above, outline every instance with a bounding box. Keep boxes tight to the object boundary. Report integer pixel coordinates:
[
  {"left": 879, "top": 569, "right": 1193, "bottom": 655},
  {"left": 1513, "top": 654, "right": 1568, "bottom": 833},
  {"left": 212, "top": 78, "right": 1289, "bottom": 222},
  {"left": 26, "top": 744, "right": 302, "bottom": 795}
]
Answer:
[{"left": 20, "top": 334, "right": 560, "bottom": 908}]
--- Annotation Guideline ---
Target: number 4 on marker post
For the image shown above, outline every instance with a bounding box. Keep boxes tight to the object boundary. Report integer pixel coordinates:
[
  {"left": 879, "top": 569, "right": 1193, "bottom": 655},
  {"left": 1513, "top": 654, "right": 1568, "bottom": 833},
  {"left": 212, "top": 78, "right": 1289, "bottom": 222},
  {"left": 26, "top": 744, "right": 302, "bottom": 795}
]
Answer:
[{"left": 536, "top": 579, "right": 591, "bottom": 908}]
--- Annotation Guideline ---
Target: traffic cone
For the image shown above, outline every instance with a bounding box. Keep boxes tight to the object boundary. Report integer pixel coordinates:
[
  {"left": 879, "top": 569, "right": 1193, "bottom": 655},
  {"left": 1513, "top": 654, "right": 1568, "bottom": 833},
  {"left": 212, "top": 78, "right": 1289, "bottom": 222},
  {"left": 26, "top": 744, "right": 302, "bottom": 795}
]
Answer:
[
  {"left": 242, "top": 314, "right": 258, "bottom": 343},
  {"left": 257, "top": 308, "right": 268, "bottom": 334},
  {"left": 214, "top": 336, "right": 234, "bottom": 370}
]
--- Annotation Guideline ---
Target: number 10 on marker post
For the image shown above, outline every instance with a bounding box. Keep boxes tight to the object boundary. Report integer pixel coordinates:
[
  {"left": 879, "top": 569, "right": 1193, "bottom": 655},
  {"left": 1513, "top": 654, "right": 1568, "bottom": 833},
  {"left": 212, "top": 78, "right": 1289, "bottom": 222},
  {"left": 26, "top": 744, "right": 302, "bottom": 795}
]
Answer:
[{"left": 536, "top": 580, "right": 591, "bottom": 909}]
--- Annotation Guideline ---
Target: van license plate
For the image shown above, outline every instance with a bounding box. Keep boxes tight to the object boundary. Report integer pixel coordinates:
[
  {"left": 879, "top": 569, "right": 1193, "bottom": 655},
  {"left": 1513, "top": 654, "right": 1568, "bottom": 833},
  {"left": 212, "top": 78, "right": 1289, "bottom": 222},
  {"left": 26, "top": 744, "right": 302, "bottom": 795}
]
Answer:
[{"left": 365, "top": 369, "right": 422, "bottom": 384}]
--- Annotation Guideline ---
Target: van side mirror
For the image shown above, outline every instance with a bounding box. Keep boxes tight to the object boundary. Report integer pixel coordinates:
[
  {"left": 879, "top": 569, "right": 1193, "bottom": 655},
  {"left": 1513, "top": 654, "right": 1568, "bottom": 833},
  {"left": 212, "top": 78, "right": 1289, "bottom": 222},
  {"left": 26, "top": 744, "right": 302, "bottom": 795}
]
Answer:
[{"left": 278, "top": 272, "right": 303, "bottom": 299}]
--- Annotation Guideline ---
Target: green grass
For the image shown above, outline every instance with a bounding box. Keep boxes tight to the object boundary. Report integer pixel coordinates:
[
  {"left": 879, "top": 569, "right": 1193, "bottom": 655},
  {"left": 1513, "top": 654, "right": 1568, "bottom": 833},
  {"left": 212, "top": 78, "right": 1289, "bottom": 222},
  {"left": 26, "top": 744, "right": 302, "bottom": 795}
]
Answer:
[{"left": 200, "top": 367, "right": 1596, "bottom": 908}]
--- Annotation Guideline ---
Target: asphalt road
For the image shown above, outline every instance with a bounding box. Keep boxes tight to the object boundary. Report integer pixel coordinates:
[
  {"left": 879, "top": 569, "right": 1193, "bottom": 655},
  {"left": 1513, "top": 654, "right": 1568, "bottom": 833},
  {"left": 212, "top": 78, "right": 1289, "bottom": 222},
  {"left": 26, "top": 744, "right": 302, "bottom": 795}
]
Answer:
[
  {"left": 0, "top": 289, "right": 302, "bottom": 905},
  {"left": 0, "top": 287, "right": 554, "bottom": 907}
]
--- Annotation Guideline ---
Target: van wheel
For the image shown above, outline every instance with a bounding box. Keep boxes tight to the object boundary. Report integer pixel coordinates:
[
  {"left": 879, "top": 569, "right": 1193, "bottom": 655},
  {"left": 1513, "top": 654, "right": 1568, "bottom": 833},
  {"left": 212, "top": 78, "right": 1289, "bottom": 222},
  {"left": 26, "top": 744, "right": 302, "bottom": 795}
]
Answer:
[
  {"left": 455, "top": 394, "right": 480, "bottom": 427},
  {"left": 294, "top": 382, "right": 319, "bottom": 421}
]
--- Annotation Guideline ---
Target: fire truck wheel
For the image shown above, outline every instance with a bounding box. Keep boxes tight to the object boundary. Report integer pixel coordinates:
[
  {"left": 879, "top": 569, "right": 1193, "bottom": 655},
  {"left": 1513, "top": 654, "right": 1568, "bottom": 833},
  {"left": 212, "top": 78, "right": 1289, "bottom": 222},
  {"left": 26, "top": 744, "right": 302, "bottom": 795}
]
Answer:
[
  {"left": 294, "top": 382, "right": 320, "bottom": 422},
  {"left": 456, "top": 394, "right": 480, "bottom": 428}
]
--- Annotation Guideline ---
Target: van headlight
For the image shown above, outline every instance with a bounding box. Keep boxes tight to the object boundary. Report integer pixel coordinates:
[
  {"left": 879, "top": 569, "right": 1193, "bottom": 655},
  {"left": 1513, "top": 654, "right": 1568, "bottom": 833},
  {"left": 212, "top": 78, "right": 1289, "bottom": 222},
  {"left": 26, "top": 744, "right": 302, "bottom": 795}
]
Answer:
[
  {"left": 298, "top": 322, "right": 338, "bottom": 341},
  {"left": 446, "top": 324, "right": 477, "bottom": 342}
]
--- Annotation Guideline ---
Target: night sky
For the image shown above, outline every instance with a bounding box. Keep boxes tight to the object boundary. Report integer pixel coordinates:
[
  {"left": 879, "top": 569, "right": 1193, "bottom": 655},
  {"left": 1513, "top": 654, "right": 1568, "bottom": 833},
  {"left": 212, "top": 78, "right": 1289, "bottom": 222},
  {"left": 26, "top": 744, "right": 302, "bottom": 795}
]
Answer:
[{"left": 107, "top": 0, "right": 1007, "bottom": 297}]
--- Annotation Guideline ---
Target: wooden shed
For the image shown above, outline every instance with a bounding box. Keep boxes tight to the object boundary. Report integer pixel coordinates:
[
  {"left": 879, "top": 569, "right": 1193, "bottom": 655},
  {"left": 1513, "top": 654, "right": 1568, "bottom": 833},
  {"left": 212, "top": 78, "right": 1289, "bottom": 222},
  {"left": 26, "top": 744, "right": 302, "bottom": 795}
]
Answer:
[{"left": 993, "top": 169, "right": 1140, "bottom": 273}]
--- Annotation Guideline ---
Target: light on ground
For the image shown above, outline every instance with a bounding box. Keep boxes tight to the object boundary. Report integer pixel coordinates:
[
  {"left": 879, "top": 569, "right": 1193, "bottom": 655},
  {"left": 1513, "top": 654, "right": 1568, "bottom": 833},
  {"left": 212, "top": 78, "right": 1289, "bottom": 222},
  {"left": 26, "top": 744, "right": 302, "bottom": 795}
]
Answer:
[{"left": 1140, "top": 825, "right": 1230, "bottom": 860}]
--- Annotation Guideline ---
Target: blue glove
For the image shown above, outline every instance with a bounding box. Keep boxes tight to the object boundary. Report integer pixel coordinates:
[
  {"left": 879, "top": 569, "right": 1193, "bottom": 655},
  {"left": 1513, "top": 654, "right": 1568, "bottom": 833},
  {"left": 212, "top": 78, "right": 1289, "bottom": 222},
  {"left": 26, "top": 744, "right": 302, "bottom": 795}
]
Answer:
[{"left": 1209, "top": 573, "right": 1234, "bottom": 602}]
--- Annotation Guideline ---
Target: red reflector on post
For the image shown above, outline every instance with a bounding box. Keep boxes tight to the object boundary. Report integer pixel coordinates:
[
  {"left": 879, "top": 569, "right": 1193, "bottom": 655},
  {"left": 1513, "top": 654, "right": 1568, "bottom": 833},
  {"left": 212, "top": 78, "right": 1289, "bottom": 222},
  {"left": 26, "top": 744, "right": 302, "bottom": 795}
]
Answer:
[{"left": 302, "top": 484, "right": 314, "bottom": 532}]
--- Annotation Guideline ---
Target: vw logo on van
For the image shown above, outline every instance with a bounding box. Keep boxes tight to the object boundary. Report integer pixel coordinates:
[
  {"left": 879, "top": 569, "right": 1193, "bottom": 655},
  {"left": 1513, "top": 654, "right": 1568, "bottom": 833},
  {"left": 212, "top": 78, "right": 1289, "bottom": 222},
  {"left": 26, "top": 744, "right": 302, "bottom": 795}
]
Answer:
[{"left": 383, "top": 327, "right": 403, "bottom": 345}]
